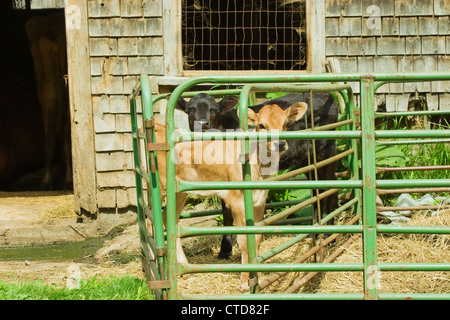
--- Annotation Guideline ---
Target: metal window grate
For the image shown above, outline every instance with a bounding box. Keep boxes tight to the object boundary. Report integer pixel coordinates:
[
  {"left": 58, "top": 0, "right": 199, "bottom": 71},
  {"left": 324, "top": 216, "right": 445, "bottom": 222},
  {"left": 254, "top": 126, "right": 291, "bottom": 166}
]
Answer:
[{"left": 182, "top": 0, "right": 307, "bottom": 71}]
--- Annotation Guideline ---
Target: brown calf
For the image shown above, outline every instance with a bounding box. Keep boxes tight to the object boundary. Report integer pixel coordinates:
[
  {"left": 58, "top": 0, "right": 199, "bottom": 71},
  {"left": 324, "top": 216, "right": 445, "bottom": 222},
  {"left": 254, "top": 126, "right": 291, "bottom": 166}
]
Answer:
[{"left": 154, "top": 102, "right": 307, "bottom": 292}]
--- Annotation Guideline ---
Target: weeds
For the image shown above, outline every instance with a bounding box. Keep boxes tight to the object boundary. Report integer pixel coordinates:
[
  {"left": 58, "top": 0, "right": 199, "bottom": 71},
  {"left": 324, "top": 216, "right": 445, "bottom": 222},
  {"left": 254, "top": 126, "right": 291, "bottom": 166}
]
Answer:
[{"left": 0, "top": 276, "right": 154, "bottom": 300}]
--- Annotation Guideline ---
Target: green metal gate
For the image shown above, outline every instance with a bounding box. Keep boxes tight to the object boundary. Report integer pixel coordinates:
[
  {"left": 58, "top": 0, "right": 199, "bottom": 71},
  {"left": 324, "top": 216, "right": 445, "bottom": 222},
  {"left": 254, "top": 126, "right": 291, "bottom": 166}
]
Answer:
[{"left": 129, "top": 72, "right": 450, "bottom": 300}]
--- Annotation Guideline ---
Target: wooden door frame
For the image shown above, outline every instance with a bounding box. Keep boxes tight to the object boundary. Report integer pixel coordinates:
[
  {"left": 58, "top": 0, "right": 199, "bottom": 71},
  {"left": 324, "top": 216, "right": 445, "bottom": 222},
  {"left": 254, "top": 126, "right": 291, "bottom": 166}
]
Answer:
[{"left": 64, "top": 0, "right": 97, "bottom": 216}]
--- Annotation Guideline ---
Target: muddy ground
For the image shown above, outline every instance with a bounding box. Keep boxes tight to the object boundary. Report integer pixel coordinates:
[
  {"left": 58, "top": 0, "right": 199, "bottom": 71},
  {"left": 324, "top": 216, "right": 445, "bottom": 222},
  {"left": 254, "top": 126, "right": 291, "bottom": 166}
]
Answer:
[{"left": 0, "top": 191, "right": 145, "bottom": 286}]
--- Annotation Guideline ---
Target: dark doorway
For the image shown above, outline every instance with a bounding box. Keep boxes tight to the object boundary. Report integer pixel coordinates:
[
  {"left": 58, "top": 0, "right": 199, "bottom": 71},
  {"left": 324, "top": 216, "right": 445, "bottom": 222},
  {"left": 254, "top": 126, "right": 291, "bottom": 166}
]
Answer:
[{"left": 0, "top": 1, "right": 72, "bottom": 191}]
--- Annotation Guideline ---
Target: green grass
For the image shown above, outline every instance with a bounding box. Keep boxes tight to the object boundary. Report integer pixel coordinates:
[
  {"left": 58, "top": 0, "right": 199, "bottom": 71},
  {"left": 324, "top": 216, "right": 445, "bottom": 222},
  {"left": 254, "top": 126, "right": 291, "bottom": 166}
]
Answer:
[{"left": 0, "top": 275, "right": 155, "bottom": 300}]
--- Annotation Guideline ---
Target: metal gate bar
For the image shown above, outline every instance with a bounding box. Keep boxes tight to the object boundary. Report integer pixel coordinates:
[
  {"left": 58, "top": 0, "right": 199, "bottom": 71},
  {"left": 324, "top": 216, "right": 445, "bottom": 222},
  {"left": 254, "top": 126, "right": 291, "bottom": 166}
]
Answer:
[{"left": 130, "top": 72, "right": 450, "bottom": 300}]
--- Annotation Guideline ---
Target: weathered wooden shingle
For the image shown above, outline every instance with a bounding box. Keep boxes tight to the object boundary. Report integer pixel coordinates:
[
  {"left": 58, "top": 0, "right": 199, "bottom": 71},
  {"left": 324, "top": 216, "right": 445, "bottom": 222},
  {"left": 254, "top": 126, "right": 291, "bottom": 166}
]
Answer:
[
  {"left": 398, "top": 57, "right": 416, "bottom": 92},
  {"left": 326, "top": 0, "right": 362, "bottom": 17},
  {"left": 439, "top": 94, "right": 450, "bottom": 110},
  {"left": 109, "top": 18, "right": 123, "bottom": 37},
  {"left": 434, "top": 0, "right": 450, "bottom": 16},
  {"left": 115, "top": 114, "right": 132, "bottom": 133},
  {"left": 108, "top": 57, "right": 129, "bottom": 75},
  {"left": 374, "top": 57, "right": 398, "bottom": 91},
  {"left": 438, "top": 16, "right": 450, "bottom": 35},
  {"left": 338, "top": 57, "right": 358, "bottom": 73},
  {"left": 96, "top": 189, "right": 116, "bottom": 208},
  {"left": 435, "top": 57, "right": 450, "bottom": 92},
  {"left": 96, "top": 152, "right": 125, "bottom": 172},
  {"left": 123, "top": 76, "right": 141, "bottom": 96},
  {"left": 97, "top": 171, "right": 136, "bottom": 188},
  {"left": 413, "top": 57, "right": 434, "bottom": 91},
  {"left": 419, "top": 17, "right": 439, "bottom": 36},
  {"left": 395, "top": 0, "right": 433, "bottom": 16},
  {"left": 348, "top": 37, "right": 376, "bottom": 56},
  {"left": 357, "top": 56, "right": 374, "bottom": 72},
  {"left": 386, "top": 94, "right": 409, "bottom": 112},
  {"left": 361, "top": 16, "right": 382, "bottom": 36},
  {"left": 340, "top": 17, "right": 362, "bottom": 36},
  {"left": 405, "top": 37, "right": 421, "bottom": 55},
  {"left": 94, "top": 113, "right": 116, "bottom": 134},
  {"left": 95, "top": 133, "right": 124, "bottom": 152},
  {"left": 426, "top": 94, "right": 439, "bottom": 110},
  {"left": 377, "top": 37, "right": 405, "bottom": 55},
  {"left": 88, "top": 0, "right": 120, "bottom": 18},
  {"left": 128, "top": 56, "right": 164, "bottom": 75},
  {"left": 143, "top": 0, "right": 162, "bottom": 17},
  {"left": 145, "top": 18, "right": 163, "bottom": 36},
  {"left": 118, "top": 38, "right": 139, "bottom": 56},
  {"left": 325, "top": 37, "right": 348, "bottom": 56},
  {"left": 122, "top": 133, "right": 133, "bottom": 152},
  {"left": 116, "top": 189, "right": 131, "bottom": 208},
  {"left": 127, "top": 19, "right": 147, "bottom": 37},
  {"left": 362, "top": 0, "right": 394, "bottom": 16},
  {"left": 88, "top": 19, "right": 110, "bottom": 37},
  {"left": 127, "top": 187, "right": 137, "bottom": 207},
  {"left": 138, "top": 37, "right": 164, "bottom": 55},
  {"left": 92, "top": 94, "right": 111, "bottom": 114},
  {"left": 90, "top": 57, "right": 105, "bottom": 76},
  {"left": 109, "top": 95, "right": 129, "bottom": 114},
  {"left": 89, "top": 38, "right": 117, "bottom": 56},
  {"left": 382, "top": 17, "right": 399, "bottom": 36},
  {"left": 414, "top": 56, "right": 437, "bottom": 71},
  {"left": 325, "top": 18, "right": 340, "bottom": 37},
  {"left": 422, "top": 36, "right": 446, "bottom": 55},
  {"left": 399, "top": 17, "right": 418, "bottom": 36},
  {"left": 121, "top": 0, "right": 143, "bottom": 17},
  {"left": 105, "top": 76, "right": 124, "bottom": 94}
]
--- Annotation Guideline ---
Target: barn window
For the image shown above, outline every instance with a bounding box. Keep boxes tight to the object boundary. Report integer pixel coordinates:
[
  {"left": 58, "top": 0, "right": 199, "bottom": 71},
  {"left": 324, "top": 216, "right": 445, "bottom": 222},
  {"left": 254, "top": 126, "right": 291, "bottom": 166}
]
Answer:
[{"left": 181, "top": 0, "right": 307, "bottom": 72}]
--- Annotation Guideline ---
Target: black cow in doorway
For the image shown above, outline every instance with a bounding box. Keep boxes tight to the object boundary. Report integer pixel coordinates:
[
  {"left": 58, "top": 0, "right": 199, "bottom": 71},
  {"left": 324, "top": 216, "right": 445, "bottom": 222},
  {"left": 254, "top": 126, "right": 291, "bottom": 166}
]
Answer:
[{"left": 25, "top": 12, "right": 72, "bottom": 190}]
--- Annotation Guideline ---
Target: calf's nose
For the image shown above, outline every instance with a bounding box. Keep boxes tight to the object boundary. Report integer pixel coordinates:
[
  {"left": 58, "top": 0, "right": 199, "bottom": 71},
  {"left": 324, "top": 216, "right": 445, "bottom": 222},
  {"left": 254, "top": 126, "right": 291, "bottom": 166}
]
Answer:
[
  {"left": 194, "top": 120, "right": 211, "bottom": 131},
  {"left": 274, "top": 140, "right": 287, "bottom": 151}
]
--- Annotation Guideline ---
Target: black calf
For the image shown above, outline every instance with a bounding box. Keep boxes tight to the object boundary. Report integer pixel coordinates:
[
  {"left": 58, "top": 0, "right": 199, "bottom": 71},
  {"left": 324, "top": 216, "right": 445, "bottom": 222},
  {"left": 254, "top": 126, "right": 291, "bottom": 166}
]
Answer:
[
  {"left": 174, "top": 92, "right": 339, "bottom": 259},
  {"left": 173, "top": 93, "right": 238, "bottom": 132}
]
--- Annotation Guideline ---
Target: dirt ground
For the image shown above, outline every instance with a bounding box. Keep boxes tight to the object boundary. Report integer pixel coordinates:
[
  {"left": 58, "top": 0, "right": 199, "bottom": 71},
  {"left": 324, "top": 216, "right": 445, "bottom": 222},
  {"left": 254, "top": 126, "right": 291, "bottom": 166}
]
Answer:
[
  {"left": 0, "top": 191, "right": 145, "bottom": 286},
  {"left": 2, "top": 191, "right": 448, "bottom": 296}
]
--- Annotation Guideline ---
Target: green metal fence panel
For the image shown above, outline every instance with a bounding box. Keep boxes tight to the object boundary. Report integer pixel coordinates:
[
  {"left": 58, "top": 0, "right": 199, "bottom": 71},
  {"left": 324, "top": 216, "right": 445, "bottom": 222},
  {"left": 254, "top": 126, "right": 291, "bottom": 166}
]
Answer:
[{"left": 129, "top": 72, "right": 450, "bottom": 300}]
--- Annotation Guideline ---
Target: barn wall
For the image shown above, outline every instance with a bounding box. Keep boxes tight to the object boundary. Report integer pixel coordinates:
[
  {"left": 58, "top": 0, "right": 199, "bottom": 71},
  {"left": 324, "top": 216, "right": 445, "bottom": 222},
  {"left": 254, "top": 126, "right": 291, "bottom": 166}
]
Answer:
[
  {"left": 84, "top": 0, "right": 449, "bottom": 211},
  {"left": 325, "top": 0, "right": 449, "bottom": 111},
  {"left": 87, "top": 0, "right": 164, "bottom": 210}
]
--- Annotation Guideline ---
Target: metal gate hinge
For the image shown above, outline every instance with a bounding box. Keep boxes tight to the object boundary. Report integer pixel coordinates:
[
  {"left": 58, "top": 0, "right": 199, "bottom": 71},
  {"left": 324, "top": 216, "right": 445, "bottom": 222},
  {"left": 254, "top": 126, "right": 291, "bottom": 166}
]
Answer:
[
  {"left": 156, "top": 246, "right": 167, "bottom": 257},
  {"left": 147, "top": 142, "right": 170, "bottom": 152},
  {"left": 147, "top": 280, "right": 171, "bottom": 290},
  {"left": 144, "top": 119, "right": 155, "bottom": 129}
]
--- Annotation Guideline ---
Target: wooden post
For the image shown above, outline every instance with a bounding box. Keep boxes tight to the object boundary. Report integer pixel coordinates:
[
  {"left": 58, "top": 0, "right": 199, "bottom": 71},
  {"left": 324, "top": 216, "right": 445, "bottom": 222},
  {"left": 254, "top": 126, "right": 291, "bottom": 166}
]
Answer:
[
  {"left": 163, "top": 0, "right": 182, "bottom": 76},
  {"left": 306, "top": 0, "right": 325, "bottom": 73},
  {"left": 64, "top": 0, "right": 98, "bottom": 215}
]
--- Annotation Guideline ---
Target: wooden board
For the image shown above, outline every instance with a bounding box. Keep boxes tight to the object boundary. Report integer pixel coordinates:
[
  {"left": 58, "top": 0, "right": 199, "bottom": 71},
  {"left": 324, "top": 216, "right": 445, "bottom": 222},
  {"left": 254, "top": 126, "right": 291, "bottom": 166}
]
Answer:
[{"left": 65, "top": 0, "right": 98, "bottom": 215}]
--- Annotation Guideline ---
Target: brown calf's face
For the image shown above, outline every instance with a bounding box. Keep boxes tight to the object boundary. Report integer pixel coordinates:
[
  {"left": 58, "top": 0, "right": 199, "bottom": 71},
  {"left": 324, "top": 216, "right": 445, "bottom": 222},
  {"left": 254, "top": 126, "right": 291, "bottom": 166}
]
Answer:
[{"left": 247, "top": 102, "right": 307, "bottom": 154}]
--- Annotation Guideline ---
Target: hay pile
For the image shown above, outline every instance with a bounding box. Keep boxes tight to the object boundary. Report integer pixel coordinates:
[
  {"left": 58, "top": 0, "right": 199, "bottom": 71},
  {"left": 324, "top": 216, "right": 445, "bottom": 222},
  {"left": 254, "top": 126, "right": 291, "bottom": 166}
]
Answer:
[
  {"left": 316, "top": 210, "right": 449, "bottom": 294},
  {"left": 178, "top": 233, "right": 327, "bottom": 295},
  {"left": 0, "top": 191, "right": 77, "bottom": 220},
  {"left": 177, "top": 210, "right": 449, "bottom": 295}
]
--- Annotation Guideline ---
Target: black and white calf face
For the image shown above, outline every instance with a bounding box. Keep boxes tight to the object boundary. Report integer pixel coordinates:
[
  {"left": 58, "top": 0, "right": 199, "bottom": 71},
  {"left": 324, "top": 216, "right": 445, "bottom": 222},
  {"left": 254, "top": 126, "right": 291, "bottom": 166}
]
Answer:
[
  {"left": 174, "top": 93, "right": 239, "bottom": 132},
  {"left": 186, "top": 94, "right": 219, "bottom": 131}
]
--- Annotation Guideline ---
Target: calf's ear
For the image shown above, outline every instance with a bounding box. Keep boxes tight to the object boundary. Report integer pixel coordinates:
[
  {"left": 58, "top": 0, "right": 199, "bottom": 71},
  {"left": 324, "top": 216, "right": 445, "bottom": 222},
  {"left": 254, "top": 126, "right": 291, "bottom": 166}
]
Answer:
[
  {"left": 218, "top": 96, "right": 239, "bottom": 113},
  {"left": 247, "top": 108, "right": 257, "bottom": 126},
  {"left": 285, "top": 102, "right": 308, "bottom": 122},
  {"left": 166, "top": 94, "right": 187, "bottom": 112}
]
